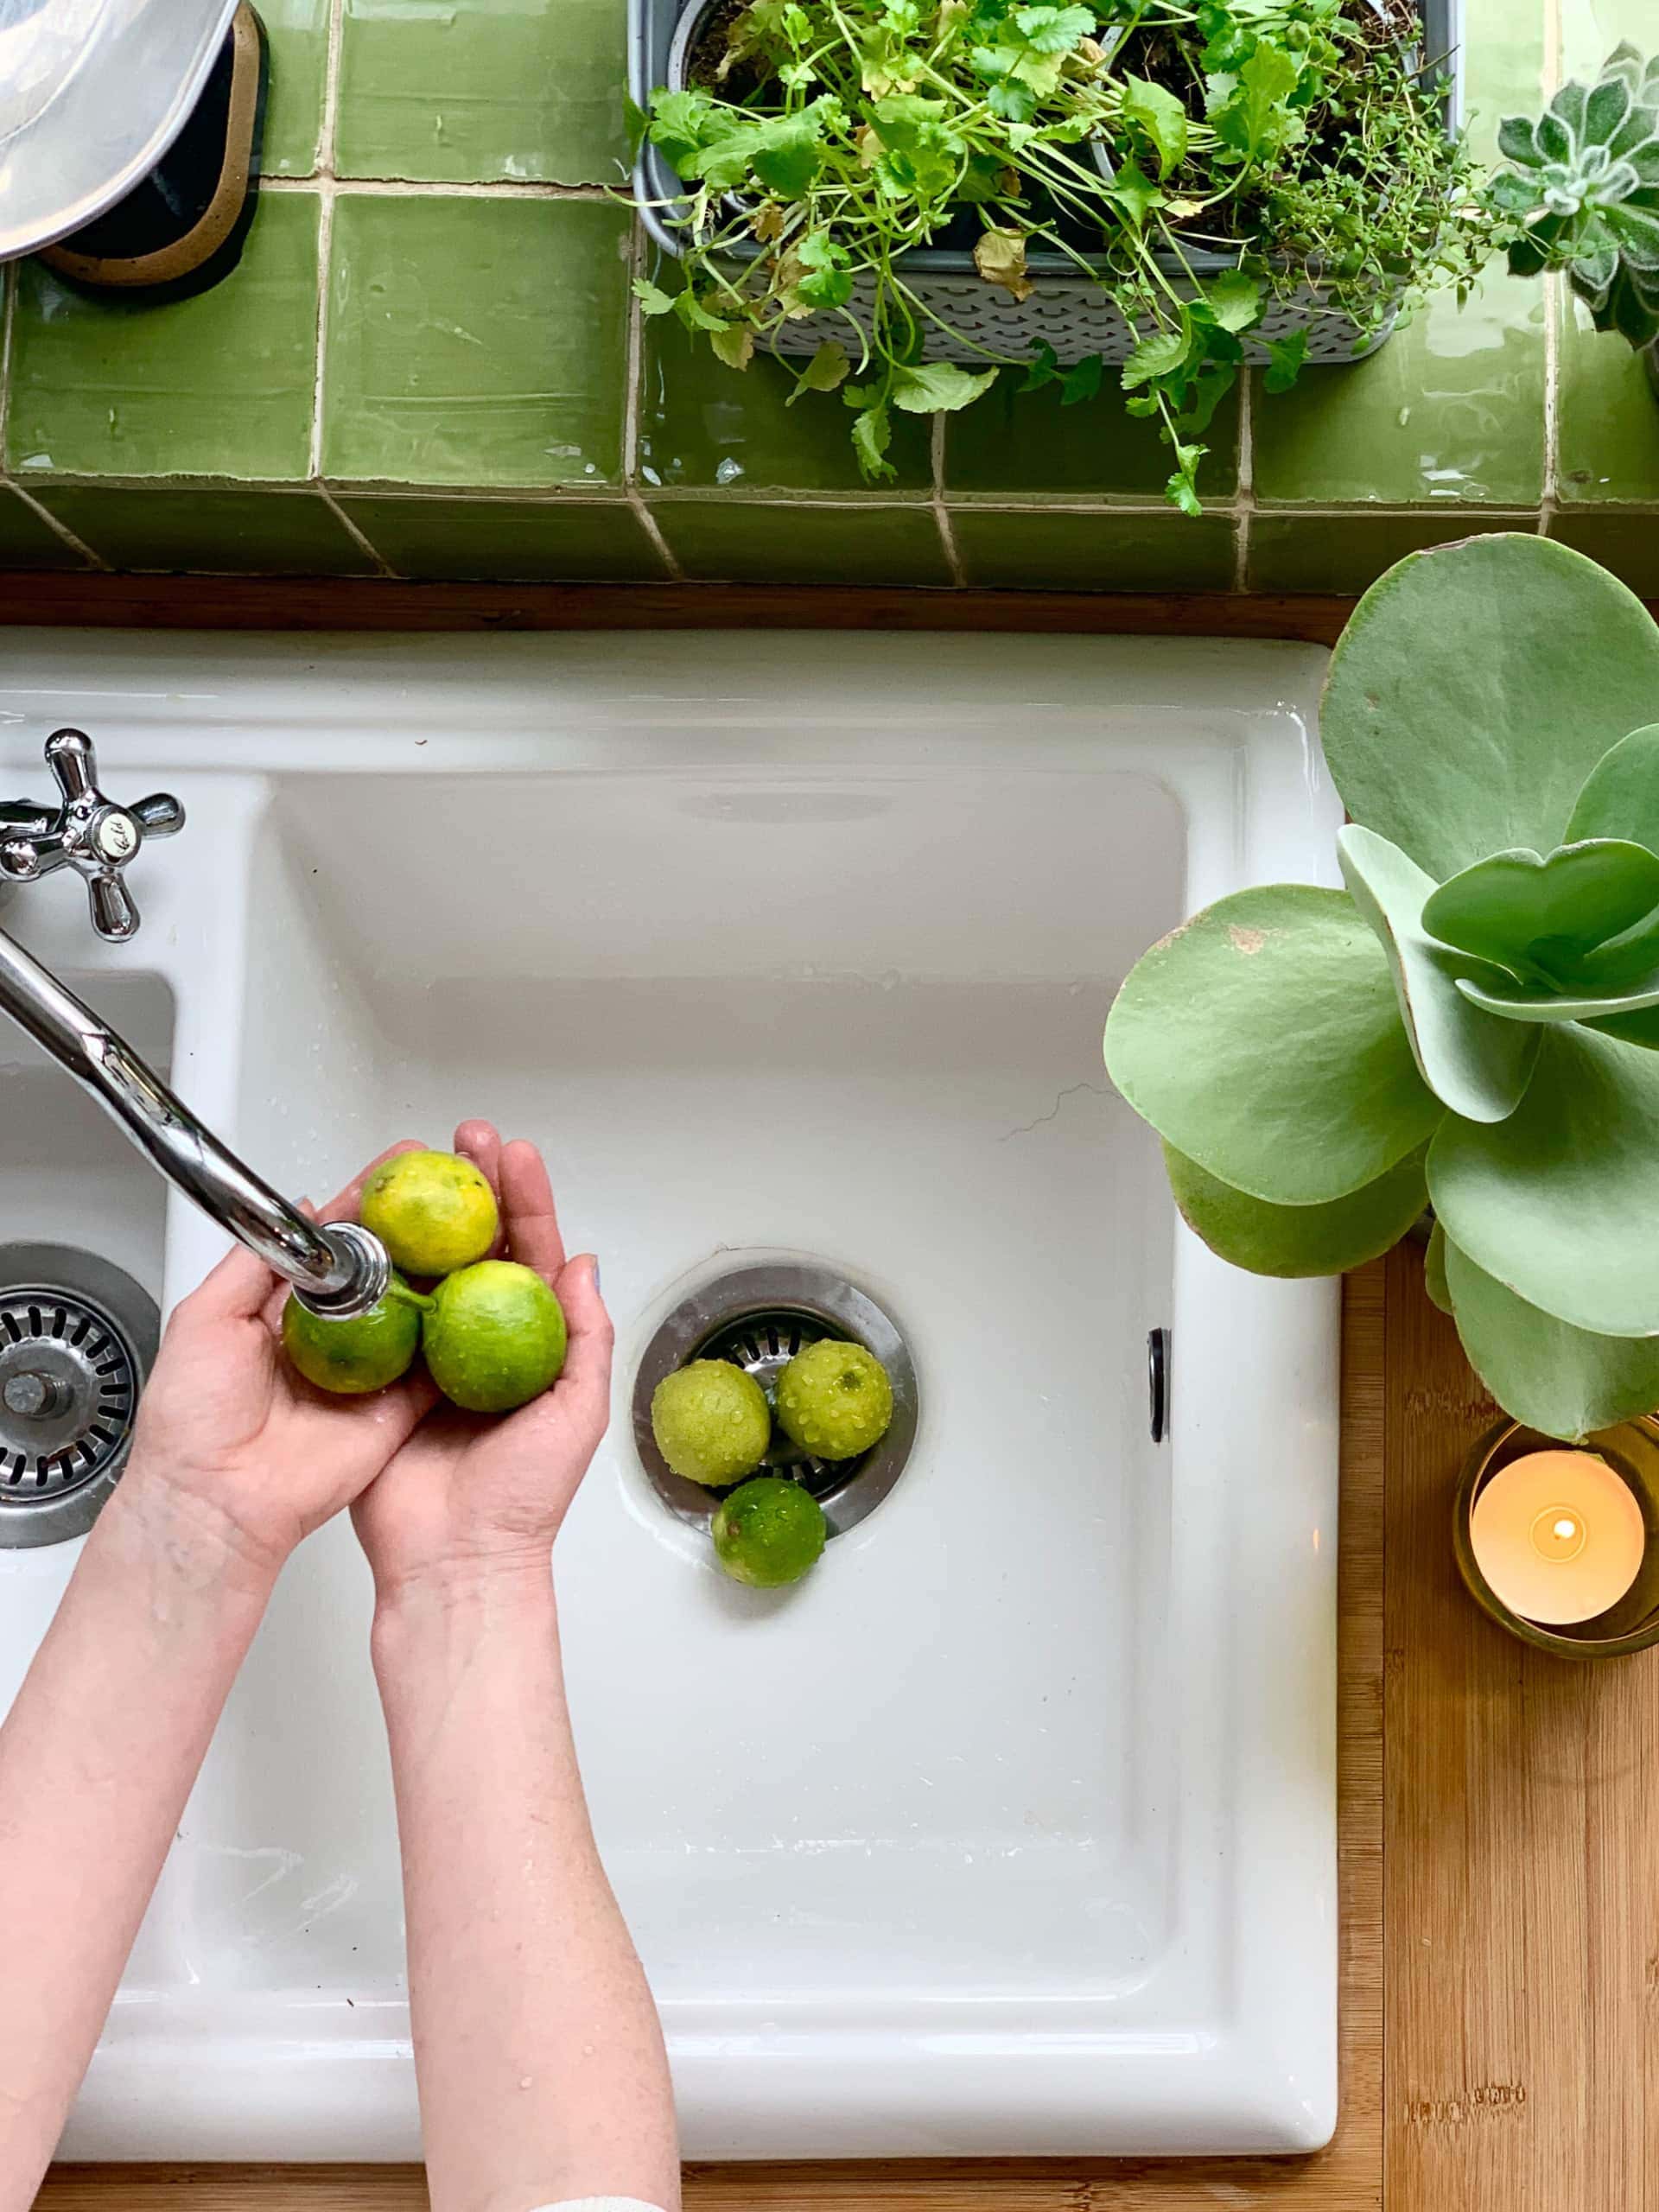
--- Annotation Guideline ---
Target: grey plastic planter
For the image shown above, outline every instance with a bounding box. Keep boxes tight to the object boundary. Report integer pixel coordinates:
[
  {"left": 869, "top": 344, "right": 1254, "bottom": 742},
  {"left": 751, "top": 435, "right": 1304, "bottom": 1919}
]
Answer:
[{"left": 630, "top": 0, "right": 1465, "bottom": 366}]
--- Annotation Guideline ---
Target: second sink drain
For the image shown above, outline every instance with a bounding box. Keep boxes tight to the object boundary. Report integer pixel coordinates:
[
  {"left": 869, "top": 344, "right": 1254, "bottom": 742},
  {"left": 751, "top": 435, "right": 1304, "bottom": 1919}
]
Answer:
[
  {"left": 632, "top": 1261, "right": 918, "bottom": 1539},
  {"left": 0, "top": 1243, "right": 159, "bottom": 1548}
]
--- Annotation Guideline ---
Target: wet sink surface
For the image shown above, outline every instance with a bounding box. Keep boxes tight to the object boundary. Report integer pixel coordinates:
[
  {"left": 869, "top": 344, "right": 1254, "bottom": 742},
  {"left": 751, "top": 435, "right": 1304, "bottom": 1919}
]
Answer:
[{"left": 0, "top": 632, "right": 1341, "bottom": 2160}]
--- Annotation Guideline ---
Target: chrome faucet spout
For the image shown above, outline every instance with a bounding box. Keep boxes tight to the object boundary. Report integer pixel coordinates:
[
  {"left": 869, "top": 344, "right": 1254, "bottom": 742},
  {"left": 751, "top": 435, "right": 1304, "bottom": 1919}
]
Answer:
[
  {"left": 0, "top": 925, "right": 390, "bottom": 1319},
  {"left": 0, "top": 728, "right": 389, "bottom": 1320}
]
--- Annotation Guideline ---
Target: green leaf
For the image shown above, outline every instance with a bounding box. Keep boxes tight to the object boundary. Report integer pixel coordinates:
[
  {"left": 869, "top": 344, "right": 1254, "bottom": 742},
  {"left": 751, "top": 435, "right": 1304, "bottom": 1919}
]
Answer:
[
  {"left": 1105, "top": 159, "right": 1161, "bottom": 230},
  {"left": 1020, "top": 340, "right": 1061, "bottom": 391},
  {"left": 850, "top": 401, "right": 895, "bottom": 481},
  {"left": 1338, "top": 825, "right": 1541, "bottom": 1122},
  {"left": 709, "top": 321, "right": 755, "bottom": 370},
  {"left": 1565, "top": 723, "right": 1659, "bottom": 852},
  {"left": 1209, "top": 41, "right": 1303, "bottom": 164},
  {"left": 1122, "top": 320, "right": 1193, "bottom": 390},
  {"left": 788, "top": 341, "right": 851, "bottom": 404},
  {"left": 1444, "top": 1236, "right": 1659, "bottom": 1441},
  {"left": 1424, "top": 1217, "right": 1452, "bottom": 1313},
  {"left": 1427, "top": 1025, "right": 1659, "bottom": 1338},
  {"left": 1321, "top": 535, "right": 1659, "bottom": 882},
  {"left": 1122, "top": 73, "right": 1190, "bottom": 179},
  {"left": 1204, "top": 269, "right": 1263, "bottom": 333},
  {"left": 1459, "top": 966, "right": 1659, "bottom": 1024},
  {"left": 1059, "top": 353, "right": 1104, "bottom": 405},
  {"left": 1263, "top": 328, "right": 1308, "bottom": 391},
  {"left": 1013, "top": 3, "right": 1096, "bottom": 53},
  {"left": 1422, "top": 839, "right": 1659, "bottom": 972},
  {"left": 1164, "top": 1141, "right": 1428, "bottom": 1278},
  {"left": 891, "top": 362, "right": 999, "bottom": 413},
  {"left": 1103, "top": 884, "right": 1443, "bottom": 1205},
  {"left": 632, "top": 279, "right": 677, "bottom": 315}
]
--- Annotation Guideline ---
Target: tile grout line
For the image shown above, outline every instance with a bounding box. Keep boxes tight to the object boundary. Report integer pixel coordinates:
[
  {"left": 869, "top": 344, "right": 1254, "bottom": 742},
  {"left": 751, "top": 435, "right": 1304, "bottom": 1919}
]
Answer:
[
  {"left": 0, "top": 263, "right": 109, "bottom": 571},
  {"left": 930, "top": 414, "right": 966, "bottom": 586},
  {"left": 1536, "top": 0, "right": 1563, "bottom": 534},
  {"left": 264, "top": 176, "right": 620, "bottom": 201},
  {"left": 315, "top": 483, "right": 397, "bottom": 575},
  {"left": 1232, "top": 372, "right": 1255, "bottom": 591},
  {"left": 622, "top": 214, "right": 683, "bottom": 582},
  {"left": 305, "top": 0, "right": 346, "bottom": 483}
]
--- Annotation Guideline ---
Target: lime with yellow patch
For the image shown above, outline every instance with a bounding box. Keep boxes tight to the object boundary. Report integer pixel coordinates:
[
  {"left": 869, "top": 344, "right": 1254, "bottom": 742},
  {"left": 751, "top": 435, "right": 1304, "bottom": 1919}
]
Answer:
[
  {"left": 651, "top": 1359, "right": 772, "bottom": 1488},
  {"left": 712, "top": 1477, "right": 827, "bottom": 1587},
  {"left": 775, "top": 1338, "right": 893, "bottom": 1460},
  {"left": 282, "top": 1277, "right": 423, "bottom": 1395},
  {"left": 422, "top": 1260, "right": 567, "bottom": 1414},
  {"left": 360, "top": 1149, "right": 499, "bottom": 1277}
]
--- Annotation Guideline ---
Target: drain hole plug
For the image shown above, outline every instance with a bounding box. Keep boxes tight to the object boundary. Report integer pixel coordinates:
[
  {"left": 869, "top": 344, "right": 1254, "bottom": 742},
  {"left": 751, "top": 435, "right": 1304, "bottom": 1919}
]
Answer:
[
  {"left": 0, "top": 1243, "right": 159, "bottom": 1548},
  {"left": 633, "top": 1261, "right": 918, "bottom": 1540}
]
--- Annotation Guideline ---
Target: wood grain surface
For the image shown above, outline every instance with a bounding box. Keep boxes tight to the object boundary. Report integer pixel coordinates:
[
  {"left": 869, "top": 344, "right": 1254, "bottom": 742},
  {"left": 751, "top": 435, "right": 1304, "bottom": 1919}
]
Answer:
[{"left": 0, "top": 573, "right": 1359, "bottom": 642}]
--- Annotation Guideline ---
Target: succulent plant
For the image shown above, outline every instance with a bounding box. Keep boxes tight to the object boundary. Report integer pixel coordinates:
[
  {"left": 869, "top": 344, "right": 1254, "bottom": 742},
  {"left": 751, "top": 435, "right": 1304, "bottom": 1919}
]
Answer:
[
  {"left": 1104, "top": 534, "right": 1659, "bottom": 1443},
  {"left": 1491, "top": 43, "right": 1659, "bottom": 348}
]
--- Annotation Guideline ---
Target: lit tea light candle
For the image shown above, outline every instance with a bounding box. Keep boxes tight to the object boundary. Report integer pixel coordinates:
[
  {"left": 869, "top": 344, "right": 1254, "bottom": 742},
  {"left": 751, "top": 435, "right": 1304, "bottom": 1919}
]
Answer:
[{"left": 1469, "top": 1450, "right": 1647, "bottom": 1625}]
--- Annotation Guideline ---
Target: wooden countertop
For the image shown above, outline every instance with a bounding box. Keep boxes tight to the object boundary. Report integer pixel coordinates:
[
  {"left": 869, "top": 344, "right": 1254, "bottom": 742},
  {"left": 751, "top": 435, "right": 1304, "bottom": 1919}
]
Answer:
[{"left": 17, "top": 573, "right": 1658, "bottom": 2210}]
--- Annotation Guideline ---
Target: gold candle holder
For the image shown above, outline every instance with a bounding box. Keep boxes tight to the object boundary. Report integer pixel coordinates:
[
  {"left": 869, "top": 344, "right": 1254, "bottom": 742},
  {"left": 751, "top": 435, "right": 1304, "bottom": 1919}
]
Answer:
[{"left": 1453, "top": 1418, "right": 1659, "bottom": 1659}]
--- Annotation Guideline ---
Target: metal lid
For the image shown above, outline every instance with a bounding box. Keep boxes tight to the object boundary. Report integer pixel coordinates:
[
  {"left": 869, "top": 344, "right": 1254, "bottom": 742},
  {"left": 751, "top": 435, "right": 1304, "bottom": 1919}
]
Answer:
[{"left": 0, "top": 0, "right": 238, "bottom": 260}]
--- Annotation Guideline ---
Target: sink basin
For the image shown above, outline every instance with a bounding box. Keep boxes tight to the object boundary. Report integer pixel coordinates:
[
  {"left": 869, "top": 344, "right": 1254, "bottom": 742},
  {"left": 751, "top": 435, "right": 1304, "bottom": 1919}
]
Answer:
[{"left": 0, "top": 630, "right": 1340, "bottom": 2160}]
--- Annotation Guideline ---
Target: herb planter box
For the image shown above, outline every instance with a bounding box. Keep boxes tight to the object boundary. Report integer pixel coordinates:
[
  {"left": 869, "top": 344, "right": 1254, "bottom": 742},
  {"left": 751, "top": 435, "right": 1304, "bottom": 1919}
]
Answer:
[{"left": 630, "top": 0, "right": 1465, "bottom": 367}]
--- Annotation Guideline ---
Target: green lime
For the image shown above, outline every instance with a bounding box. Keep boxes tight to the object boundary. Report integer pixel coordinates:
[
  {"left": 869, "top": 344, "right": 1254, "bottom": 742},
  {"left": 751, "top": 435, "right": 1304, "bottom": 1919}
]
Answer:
[
  {"left": 282, "top": 1276, "right": 423, "bottom": 1395},
  {"left": 712, "top": 1477, "right": 827, "bottom": 1587},
  {"left": 422, "top": 1260, "right": 567, "bottom": 1414},
  {"left": 775, "top": 1338, "right": 893, "bottom": 1460},
  {"left": 360, "top": 1149, "right": 499, "bottom": 1277},
  {"left": 651, "top": 1360, "right": 772, "bottom": 1488}
]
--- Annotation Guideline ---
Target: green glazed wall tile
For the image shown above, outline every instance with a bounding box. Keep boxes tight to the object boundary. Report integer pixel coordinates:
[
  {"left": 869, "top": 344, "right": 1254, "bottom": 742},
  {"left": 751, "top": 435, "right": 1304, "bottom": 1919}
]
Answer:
[
  {"left": 8, "top": 194, "right": 321, "bottom": 482},
  {"left": 638, "top": 313, "right": 931, "bottom": 493},
  {"left": 0, "top": 489, "right": 87, "bottom": 570},
  {"left": 322, "top": 195, "right": 631, "bottom": 487},
  {"left": 1250, "top": 273, "right": 1548, "bottom": 510},
  {"left": 29, "top": 487, "right": 377, "bottom": 575},
  {"left": 1547, "top": 512, "right": 1659, "bottom": 600},
  {"left": 1251, "top": 0, "right": 1548, "bottom": 509},
  {"left": 1556, "top": 293, "right": 1659, "bottom": 504},
  {"left": 944, "top": 368, "right": 1240, "bottom": 502},
  {"left": 340, "top": 495, "right": 668, "bottom": 580},
  {"left": 336, "top": 0, "right": 630, "bottom": 186},
  {"left": 260, "top": 0, "right": 330, "bottom": 175},
  {"left": 1247, "top": 512, "right": 1533, "bottom": 595},
  {"left": 950, "top": 508, "right": 1235, "bottom": 592},
  {"left": 649, "top": 499, "right": 952, "bottom": 584}
]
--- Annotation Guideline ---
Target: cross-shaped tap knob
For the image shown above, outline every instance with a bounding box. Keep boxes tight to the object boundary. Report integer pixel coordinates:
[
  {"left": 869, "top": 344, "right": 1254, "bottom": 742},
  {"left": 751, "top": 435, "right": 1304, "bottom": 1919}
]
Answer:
[{"left": 0, "top": 728, "right": 185, "bottom": 942}]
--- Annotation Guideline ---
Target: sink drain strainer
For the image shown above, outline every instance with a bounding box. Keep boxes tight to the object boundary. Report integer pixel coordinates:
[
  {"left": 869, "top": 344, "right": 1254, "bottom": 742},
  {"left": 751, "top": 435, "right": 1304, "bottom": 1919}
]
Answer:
[
  {"left": 0, "top": 1243, "right": 159, "bottom": 1548},
  {"left": 632, "top": 1261, "right": 918, "bottom": 1538}
]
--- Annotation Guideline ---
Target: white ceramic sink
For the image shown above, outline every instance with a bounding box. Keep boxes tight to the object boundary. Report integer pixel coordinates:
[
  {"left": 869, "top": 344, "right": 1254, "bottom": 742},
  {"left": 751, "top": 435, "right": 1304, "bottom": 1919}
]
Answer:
[{"left": 0, "top": 630, "right": 1341, "bottom": 2160}]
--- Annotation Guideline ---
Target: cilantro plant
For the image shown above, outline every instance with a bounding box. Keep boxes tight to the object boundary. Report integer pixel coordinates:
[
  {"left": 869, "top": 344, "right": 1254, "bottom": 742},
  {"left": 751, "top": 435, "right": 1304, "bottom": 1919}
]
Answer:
[{"left": 634, "top": 0, "right": 1494, "bottom": 510}]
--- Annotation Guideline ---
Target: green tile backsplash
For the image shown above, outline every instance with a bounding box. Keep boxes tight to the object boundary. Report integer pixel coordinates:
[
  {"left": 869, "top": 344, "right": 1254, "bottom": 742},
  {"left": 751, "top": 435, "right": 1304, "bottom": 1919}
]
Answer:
[{"left": 1, "top": 0, "right": 1655, "bottom": 595}]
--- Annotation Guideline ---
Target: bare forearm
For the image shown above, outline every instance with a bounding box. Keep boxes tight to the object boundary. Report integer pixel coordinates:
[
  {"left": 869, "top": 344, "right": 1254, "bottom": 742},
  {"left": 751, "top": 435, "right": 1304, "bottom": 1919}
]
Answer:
[
  {"left": 372, "top": 1569, "right": 678, "bottom": 2212},
  {"left": 0, "top": 1477, "right": 273, "bottom": 2205}
]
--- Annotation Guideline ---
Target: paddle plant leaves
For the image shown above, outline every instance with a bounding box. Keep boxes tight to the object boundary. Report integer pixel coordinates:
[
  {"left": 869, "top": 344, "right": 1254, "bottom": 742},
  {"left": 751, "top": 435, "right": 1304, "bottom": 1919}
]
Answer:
[
  {"left": 1459, "top": 966, "right": 1659, "bottom": 1026},
  {"left": 1103, "top": 885, "right": 1442, "bottom": 1206},
  {"left": 1321, "top": 535, "right": 1659, "bottom": 881},
  {"left": 1338, "top": 825, "right": 1540, "bottom": 1122},
  {"left": 1427, "top": 1025, "right": 1659, "bottom": 1338},
  {"left": 1163, "top": 1141, "right": 1429, "bottom": 1278},
  {"left": 1565, "top": 722, "right": 1659, "bottom": 852},
  {"left": 1424, "top": 1217, "right": 1452, "bottom": 1313},
  {"left": 1444, "top": 1236, "right": 1659, "bottom": 1442},
  {"left": 1421, "top": 838, "right": 1659, "bottom": 977}
]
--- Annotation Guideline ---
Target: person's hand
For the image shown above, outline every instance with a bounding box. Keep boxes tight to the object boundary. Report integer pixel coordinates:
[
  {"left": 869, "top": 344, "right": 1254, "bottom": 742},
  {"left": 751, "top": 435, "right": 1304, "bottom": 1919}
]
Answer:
[
  {"left": 352, "top": 1121, "right": 613, "bottom": 1605},
  {"left": 117, "top": 1145, "right": 438, "bottom": 1589}
]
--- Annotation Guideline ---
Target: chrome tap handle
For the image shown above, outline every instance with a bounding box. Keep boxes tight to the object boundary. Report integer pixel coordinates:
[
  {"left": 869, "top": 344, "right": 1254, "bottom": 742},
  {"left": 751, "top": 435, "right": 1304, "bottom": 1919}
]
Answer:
[{"left": 3, "top": 729, "right": 187, "bottom": 943}]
